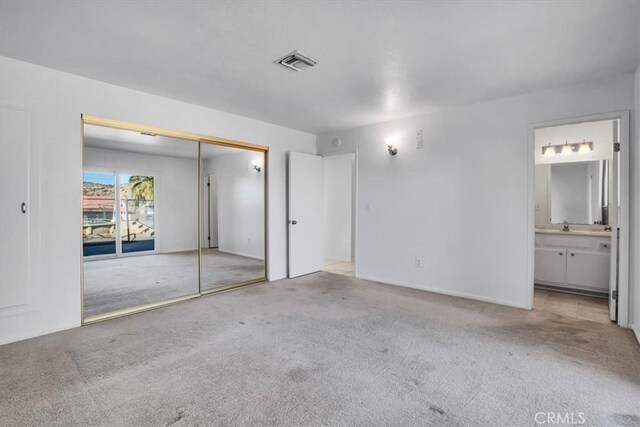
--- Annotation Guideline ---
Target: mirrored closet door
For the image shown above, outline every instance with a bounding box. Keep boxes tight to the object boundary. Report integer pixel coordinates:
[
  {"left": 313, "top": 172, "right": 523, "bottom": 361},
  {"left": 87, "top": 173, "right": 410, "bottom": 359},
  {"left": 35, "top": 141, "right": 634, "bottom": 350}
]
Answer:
[
  {"left": 81, "top": 117, "right": 268, "bottom": 323},
  {"left": 82, "top": 123, "right": 200, "bottom": 321},
  {"left": 199, "top": 141, "right": 266, "bottom": 292}
]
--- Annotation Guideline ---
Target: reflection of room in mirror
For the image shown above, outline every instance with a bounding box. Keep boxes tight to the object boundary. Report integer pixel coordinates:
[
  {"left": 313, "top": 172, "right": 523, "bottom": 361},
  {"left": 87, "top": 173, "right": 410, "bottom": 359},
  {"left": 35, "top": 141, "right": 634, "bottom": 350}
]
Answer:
[
  {"left": 200, "top": 142, "right": 266, "bottom": 292},
  {"left": 548, "top": 160, "right": 609, "bottom": 225},
  {"left": 82, "top": 124, "right": 200, "bottom": 318}
]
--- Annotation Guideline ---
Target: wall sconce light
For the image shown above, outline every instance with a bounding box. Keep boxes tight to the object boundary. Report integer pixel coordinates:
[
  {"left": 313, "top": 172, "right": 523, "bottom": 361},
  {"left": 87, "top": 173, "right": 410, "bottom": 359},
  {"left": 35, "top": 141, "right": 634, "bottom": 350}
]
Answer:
[
  {"left": 251, "top": 160, "right": 262, "bottom": 172},
  {"left": 561, "top": 141, "right": 572, "bottom": 156},
  {"left": 384, "top": 136, "right": 400, "bottom": 155}
]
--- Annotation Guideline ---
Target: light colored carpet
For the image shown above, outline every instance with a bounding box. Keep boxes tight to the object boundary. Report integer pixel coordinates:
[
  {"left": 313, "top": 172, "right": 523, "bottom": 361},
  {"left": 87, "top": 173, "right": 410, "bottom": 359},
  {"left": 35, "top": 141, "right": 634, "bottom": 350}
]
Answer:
[
  {"left": 1, "top": 272, "right": 639, "bottom": 426},
  {"left": 83, "top": 248, "right": 265, "bottom": 317}
]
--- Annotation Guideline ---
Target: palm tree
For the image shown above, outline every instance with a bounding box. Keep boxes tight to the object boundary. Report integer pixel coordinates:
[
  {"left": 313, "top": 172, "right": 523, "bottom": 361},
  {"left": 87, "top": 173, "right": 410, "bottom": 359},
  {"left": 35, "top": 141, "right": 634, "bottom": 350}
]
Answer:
[{"left": 129, "top": 176, "right": 154, "bottom": 201}]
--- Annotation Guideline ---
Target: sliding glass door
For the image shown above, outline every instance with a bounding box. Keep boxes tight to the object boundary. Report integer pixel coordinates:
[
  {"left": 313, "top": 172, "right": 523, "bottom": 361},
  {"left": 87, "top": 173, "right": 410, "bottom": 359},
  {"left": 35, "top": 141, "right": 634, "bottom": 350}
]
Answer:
[
  {"left": 120, "top": 174, "right": 155, "bottom": 254},
  {"left": 82, "top": 172, "right": 117, "bottom": 257},
  {"left": 82, "top": 172, "right": 155, "bottom": 257}
]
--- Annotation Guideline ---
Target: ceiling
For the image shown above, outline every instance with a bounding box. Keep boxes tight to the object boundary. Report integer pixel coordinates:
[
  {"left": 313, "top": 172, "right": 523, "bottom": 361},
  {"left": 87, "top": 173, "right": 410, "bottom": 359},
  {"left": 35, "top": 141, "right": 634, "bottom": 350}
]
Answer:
[
  {"left": 1, "top": 1, "right": 638, "bottom": 134},
  {"left": 84, "top": 124, "right": 242, "bottom": 159}
]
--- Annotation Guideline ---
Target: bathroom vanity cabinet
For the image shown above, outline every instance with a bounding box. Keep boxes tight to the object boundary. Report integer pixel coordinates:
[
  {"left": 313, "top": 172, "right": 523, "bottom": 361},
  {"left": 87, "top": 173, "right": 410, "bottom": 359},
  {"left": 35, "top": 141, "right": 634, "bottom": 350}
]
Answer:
[{"left": 534, "top": 230, "right": 611, "bottom": 294}]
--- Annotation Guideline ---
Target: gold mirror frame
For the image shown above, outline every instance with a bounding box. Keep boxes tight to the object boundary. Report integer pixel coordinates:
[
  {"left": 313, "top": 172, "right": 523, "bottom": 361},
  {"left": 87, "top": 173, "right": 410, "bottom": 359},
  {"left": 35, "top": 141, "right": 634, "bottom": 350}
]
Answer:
[{"left": 80, "top": 114, "right": 269, "bottom": 324}]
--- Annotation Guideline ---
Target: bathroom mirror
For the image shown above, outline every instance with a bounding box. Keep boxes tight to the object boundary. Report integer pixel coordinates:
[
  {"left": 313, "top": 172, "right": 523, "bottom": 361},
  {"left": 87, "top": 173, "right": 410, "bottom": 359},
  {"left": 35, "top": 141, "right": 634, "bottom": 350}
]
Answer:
[
  {"left": 549, "top": 160, "right": 610, "bottom": 225},
  {"left": 199, "top": 141, "right": 266, "bottom": 292},
  {"left": 82, "top": 123, "right": 200, "bottom": 320},
  {"left": 535, "top": 160, "right": 611, "bottom": 225}
]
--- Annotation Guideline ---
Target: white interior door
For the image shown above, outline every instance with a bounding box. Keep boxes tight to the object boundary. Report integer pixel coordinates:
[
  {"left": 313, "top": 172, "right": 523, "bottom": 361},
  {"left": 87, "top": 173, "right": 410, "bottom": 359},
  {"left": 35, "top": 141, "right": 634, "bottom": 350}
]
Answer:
[
  {"left": 0, "top": 106, "right": 30, "bottom": 310},
  {"left": 288, "top": 152, "right": 324, "bottom": 278}
]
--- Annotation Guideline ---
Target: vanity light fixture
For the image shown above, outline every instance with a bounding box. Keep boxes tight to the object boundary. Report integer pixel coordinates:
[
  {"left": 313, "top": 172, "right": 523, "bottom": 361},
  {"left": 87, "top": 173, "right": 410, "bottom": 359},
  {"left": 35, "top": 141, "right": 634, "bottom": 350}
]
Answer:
[
  {"left": 387, "top": 145, "right": 398, "bottom": 155},
  {"left": 543, "top": 143, "right": 556, "bottom": 157},
  {"left": 541, "top": 140, "right": 593, "bottom": 156},
  {"left": 578, "top": 139, "right": 593, "bottom": 154}
]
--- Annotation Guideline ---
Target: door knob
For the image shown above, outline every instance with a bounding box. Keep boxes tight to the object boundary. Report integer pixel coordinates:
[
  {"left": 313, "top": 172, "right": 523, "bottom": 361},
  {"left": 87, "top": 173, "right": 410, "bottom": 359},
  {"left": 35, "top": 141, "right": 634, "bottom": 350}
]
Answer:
[
  {"left": 290, "top": 220, "right": 297, "bottom": 225},
  {"left": 559, "top": 252, "right": 563, "bottom": 256},
  {"left": 21, "top": 202, "right": 26, "bottom": 214}
]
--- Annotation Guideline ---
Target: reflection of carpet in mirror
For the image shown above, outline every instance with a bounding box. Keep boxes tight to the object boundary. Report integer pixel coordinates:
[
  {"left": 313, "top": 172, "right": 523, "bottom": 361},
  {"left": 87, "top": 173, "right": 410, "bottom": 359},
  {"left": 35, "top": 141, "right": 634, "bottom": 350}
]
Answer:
[
  {"left": 200, "top": 248, "right": 265, "bottom": 290},
  {"left": 83, "top": 248, "right": 264, "bottom": 317}
]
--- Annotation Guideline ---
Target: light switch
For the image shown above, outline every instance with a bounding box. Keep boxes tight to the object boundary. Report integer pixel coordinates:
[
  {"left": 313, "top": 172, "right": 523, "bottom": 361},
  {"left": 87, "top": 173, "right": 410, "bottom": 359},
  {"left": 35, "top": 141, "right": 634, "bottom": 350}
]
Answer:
[{"left": 366, "top": 201, "right": 372, "bottom": 211}]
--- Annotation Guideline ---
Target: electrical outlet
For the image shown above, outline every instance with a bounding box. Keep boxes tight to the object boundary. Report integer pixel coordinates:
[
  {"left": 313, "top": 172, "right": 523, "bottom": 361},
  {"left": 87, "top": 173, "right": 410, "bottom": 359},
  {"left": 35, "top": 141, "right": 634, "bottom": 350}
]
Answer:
[
  {"left": 366, "top": 201, "right": 372, "bottom": 211},
  {"left": 247, "top": 238, "right": 251, "bottom": 244},
  {"left": 416, "top": 129, "right": 423, "bottom": 149},
  {"left": 414, "top": 257, "right": 423, "bottom": 268}
]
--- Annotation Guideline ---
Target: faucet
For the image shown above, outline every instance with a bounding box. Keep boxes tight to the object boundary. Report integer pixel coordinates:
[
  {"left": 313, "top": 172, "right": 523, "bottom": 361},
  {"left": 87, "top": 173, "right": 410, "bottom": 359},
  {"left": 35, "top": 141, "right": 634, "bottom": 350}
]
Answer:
[{"left": 563, "top": 221, "right": 570, "bottom": 232}]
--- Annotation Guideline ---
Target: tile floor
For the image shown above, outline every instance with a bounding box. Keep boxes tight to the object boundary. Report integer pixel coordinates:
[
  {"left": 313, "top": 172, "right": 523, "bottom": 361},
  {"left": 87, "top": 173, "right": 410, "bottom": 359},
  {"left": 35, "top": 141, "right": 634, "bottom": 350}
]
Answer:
[
  {"left": 534, "top": 288, "right": 611, "bottom": 324},
  {"left": 323, "top": 259, "right": 354, "bottom": 277}
]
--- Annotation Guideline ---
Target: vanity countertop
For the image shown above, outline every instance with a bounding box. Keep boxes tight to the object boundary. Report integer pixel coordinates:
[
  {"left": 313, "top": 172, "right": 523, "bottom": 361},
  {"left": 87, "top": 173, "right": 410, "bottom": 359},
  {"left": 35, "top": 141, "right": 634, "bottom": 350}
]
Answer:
[{"left": 535, "top": 228, "right": 611, "bottom": 237}]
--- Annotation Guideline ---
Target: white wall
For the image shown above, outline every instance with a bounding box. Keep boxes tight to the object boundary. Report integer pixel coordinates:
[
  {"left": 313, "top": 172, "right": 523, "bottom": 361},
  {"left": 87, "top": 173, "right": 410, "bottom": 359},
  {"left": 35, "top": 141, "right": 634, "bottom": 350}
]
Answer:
[
  {"left": 317, "top": 74, "right": 635, "bottom": 310},
  {"left": 84, "top": 147, "right": 199, "bottom": 253},
  {"left": 323, "top": 154, "right": 354, "bottom": 262},
  {"left": 204, "top": 151, "right": 265, "bottom": 259},
  {"left": 0, "top": 55, "right": 316, "bottom": 345}
]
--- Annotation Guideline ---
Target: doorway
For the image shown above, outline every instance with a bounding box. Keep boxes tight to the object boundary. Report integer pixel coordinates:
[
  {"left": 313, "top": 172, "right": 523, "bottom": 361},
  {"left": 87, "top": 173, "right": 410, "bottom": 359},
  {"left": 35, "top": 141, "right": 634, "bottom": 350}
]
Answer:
[
  {"left": 322, "top": 153, "right": 355, "bottom": 277},
  {"left": 528, "top": 112, "right": 629, "bottom": 327},
  {"left": 287, "top": 151, "right": 357, "bottom": 278}
]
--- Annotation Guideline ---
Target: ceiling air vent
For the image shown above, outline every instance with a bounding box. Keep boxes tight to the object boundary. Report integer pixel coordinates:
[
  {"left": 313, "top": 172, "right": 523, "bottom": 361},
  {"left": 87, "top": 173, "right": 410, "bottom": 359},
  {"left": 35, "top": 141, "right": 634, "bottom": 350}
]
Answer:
[{"left": 275, "top": 50, "right": 318, "bottom": 72}]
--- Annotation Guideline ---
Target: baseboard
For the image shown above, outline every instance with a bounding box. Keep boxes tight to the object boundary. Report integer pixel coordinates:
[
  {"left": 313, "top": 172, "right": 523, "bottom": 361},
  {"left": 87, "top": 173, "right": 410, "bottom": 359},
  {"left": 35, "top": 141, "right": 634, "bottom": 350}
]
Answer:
[
  {"left": 534, "top": 283, "right": 608, "bottom": 299},
  {"left": 218, "top": 249, "right": 264, "bottom": 261},
  {"left": 0, "top": 322, "right": 79, "bottom": 346},
  {"left": 357, "top": 274, "right": 530, "bottom": 310}
]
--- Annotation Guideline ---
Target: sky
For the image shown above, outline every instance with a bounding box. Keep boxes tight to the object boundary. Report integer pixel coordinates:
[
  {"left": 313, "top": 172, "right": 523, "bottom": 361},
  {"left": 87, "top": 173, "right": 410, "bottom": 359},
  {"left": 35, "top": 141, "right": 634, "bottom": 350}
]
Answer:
[{"left": 83, "top": 172, "right": 132, "bottom": 185}]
